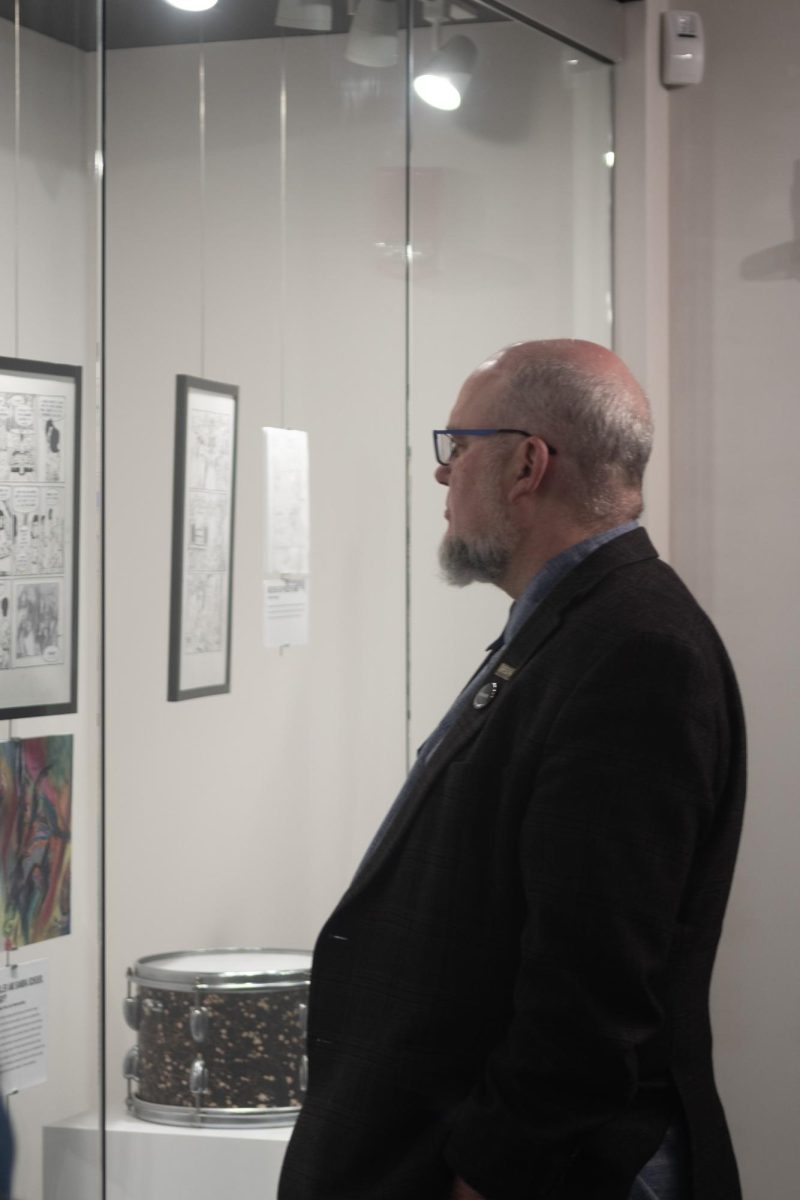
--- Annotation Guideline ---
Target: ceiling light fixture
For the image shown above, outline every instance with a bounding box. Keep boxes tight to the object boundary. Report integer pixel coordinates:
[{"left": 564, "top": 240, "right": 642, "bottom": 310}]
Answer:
[
  {"left": 164, "top": 0, "right": 218, "bottom": 11},
  {"left": 413, "top": 0, "right": 476, "bottom": 111},
  {"left": 413, "top": 34, "right": 476, "bottom": 111},
  {"left": 346, "top": 0, "right": 399, "bottom": 68}
]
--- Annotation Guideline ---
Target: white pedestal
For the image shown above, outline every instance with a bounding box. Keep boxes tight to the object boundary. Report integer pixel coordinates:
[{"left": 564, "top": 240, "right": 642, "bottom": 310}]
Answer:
[{"left": 44, "top": 1104, "right": 292, "bottom": 1200}]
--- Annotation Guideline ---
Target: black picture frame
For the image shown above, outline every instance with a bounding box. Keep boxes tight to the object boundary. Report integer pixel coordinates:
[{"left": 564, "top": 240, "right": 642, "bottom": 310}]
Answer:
[
  {"left": 0, "top": 356, "right": 81, "bottom": 721},
  {"left": 168, "top": 374, "right": 238, "bottom": 701}
]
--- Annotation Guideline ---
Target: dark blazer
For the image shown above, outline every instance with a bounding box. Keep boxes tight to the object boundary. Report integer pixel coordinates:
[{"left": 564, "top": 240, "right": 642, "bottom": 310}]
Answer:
[{"left": 280, "top": 529, "right": 746, "bottom": 1200}]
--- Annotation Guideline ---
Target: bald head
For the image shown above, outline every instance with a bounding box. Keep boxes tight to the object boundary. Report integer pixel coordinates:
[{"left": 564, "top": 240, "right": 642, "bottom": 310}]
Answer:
[
  {"left": 483, "top": 339, "right": 643, "bottom": 398},
  {"left": 481, "top": 339, "right": 653, "bottom": 524}
]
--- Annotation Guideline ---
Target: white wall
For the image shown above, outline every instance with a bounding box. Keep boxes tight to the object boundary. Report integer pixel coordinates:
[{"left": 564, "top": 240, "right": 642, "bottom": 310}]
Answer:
[
  {"left": 0, "top": 20, "right": 101, "bottom": 1200},
  {"left": 668, "top": 1, "right": 800, "bottom": 1194}
]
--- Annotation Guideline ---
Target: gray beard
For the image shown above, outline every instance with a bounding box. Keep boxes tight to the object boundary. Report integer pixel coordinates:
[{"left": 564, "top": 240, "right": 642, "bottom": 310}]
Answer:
[{"left": 438, "top": 532, "right": 512, "bottom": 587}]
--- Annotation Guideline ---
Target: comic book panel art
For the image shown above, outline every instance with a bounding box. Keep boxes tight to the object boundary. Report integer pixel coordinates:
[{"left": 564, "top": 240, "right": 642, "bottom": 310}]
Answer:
[
  {"left": 6, "top": 396, "right": 36, "bottom": 481},
  {"left": 0, "top": 359, "right": 80, "bottom": 718},
  {"left": 185, "top": 571, "right": 224, "bottom": 655},
  {"left": 13, "top": 581, "right": 62, "bottom": 666},
  {"left": 0, "top": 735, "right": 72, "bottom": 947},
  {"left": 0, "top": 491, "right": 11, "bottom": 578}
]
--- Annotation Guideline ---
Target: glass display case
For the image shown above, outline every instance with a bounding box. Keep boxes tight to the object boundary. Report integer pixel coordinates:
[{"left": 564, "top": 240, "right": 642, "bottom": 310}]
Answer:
[{"left": 0, "top": 1, "right": 616, "bottom": 1196}]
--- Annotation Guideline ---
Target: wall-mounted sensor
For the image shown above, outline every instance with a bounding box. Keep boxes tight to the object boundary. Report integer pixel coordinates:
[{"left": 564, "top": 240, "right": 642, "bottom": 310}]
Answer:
[{"left": 661, "top": 10, "right": 705, "bottom": 87}]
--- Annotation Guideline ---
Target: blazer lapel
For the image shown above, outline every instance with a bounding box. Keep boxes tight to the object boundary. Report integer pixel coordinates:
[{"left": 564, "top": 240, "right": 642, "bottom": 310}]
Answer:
[{"left": 339, "top": 528, "right": 658, "bottom": 905}]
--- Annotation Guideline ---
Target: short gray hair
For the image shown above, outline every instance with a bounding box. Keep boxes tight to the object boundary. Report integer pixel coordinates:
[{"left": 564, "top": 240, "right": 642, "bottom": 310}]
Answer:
[{"left": 497, "top": 357, "right": 653, "bottom": 522}]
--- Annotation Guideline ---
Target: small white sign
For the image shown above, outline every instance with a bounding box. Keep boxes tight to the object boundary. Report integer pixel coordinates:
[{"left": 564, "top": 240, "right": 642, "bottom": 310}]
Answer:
[
  {"left": 0, "top": 959, "right": 48, "bottom": 1094},
  {"left": 263, "top": 577, "right": 309, "bottom": 648}
]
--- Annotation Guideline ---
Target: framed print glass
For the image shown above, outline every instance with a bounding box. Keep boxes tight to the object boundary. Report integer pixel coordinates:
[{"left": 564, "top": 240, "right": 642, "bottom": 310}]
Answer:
[
  {"left": 168, "top": 375, "right": 238, "bottom": 701},
  {"left": 0, "top": 357, "right": 81, "bottom": 720}
]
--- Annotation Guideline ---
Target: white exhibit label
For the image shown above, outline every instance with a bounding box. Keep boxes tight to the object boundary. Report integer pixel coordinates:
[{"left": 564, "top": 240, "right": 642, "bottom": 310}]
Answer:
[
  {"left": 263, "top": 577, "right": 310, "bottom": 648},
  {"left": 0, "top": 959, "right": 48, "bottom": 1094},
  {"left": 262, "top": 428, "right": 310, "bottom": 647}
]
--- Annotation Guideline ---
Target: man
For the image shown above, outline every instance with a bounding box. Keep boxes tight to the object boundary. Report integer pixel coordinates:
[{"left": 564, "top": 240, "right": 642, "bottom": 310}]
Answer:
[{"left": 279, "top": 340, "right": 746, "bottom": 1200}]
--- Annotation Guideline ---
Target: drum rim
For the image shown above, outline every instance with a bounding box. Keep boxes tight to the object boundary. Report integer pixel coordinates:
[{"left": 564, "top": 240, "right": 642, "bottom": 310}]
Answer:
[
  {"left": 130, "top": 946, "right": 312, "bottom": 990},
  {"left": 129, "top": 1094, "right": 300, "bottom": 1129}
]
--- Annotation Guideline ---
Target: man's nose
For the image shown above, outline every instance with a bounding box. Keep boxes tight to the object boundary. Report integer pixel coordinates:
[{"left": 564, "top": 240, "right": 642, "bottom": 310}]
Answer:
[{"left": 434, "top": 463, "right": 450, "bottom": 486}]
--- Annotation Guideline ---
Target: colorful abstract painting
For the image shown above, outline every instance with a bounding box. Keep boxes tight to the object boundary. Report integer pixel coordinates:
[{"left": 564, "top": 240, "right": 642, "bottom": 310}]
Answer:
[{"left": 0, "top": 736, "right": 72, "bottom": 947}]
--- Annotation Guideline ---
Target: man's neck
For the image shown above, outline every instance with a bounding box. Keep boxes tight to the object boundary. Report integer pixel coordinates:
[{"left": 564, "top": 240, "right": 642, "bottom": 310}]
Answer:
[{"left": 499, "top": 519, "right": 628, "bottom": 599}]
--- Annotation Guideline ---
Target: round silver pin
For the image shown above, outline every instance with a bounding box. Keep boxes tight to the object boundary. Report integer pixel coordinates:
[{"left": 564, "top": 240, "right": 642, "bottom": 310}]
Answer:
[{"left": 473, "top": 681, "right": 498, "bottom": 710}]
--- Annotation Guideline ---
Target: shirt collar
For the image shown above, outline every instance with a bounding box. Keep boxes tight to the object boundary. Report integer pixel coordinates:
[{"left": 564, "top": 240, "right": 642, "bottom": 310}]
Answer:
[{"left": 491, "top": 520, "right": 639, "bottom": 649}]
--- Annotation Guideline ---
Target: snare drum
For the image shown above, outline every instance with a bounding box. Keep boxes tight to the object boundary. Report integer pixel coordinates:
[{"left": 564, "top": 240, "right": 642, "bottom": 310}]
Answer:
[{"left": 122, "top": 948, "right": 311, "bottom": 1127}]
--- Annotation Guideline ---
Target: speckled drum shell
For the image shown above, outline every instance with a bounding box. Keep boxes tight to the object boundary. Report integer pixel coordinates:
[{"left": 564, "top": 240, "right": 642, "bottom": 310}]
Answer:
[{"left": 126, "top": 948, "right": 311, "bottom": 1127}]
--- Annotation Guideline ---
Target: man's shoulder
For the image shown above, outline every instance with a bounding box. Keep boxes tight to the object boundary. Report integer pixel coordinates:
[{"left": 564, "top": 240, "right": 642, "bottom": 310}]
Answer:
[
  {"left": 557, "top": 528, "right": 710, "bottom": 627},
  {"left": 572, "top": 556, "right": 727, "bottom": 668},
  {"left": 508, "top": 540, "right": 731, "bottom": 684}
]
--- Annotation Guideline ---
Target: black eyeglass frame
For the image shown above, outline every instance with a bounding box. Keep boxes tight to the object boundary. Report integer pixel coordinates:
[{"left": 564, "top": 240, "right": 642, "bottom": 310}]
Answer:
[{"left": 432, "top": 428, "right": 558, "bottom": 467}]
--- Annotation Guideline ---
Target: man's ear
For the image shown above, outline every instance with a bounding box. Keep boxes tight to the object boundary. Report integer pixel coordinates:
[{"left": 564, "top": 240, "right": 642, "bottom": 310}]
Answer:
[{"left": 508, "top": 437, "right": 549, "bottom": 500}]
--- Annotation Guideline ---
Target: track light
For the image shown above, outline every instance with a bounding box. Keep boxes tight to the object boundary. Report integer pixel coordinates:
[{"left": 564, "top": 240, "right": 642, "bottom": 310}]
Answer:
[
  {"left": 413, "top": 35, "right": 476, "bottom": 111},
  {"left": 275, "top": 0, "right": 333, "bottom": 32},
  {"left": 346, "top": 0, "right": 399, "bottom": 68}
]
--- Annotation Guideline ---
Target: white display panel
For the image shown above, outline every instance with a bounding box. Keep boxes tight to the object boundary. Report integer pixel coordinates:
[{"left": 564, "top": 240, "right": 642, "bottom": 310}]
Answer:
[
  {"left": 0, "top": 960, "right": 48, "bottom": 1094},
  {"left": 262, "top": 427, "right": 310, "bottom": 648}
]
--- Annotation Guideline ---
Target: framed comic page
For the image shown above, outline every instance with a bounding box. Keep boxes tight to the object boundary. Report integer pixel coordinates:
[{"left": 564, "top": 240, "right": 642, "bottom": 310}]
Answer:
[
  {"left": 168, "top": 375, "right": 238, "bottom": 701},
  {"left": 0, "top": 357, "right": 81, "bottom": 720}
]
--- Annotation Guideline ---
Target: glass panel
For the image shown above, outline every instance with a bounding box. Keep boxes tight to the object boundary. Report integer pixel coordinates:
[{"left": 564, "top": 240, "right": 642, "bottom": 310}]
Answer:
[
  {"left": 408, "top": 2, "right": 613, "bottom": 746},
  {"left": 0, "top": 3, "right": 103, "bottom": 1199},
  {"left": 103, "top": 2, "right": 407, "bottom": 1194}
]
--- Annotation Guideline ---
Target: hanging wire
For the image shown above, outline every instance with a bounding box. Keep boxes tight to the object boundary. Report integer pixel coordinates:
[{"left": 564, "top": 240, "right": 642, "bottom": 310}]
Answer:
[
  {"left": 96, "top": 3, "right": 109, "bottom": 1194},
  {"left": 279, "top": 39, "right": 288, "bottom": 431},
  {"left": 13, "top": 0, "right": 21, "bottom": 359},
  {"left": 6, "top": 0, "right": 22, "bottom": 752},
  {"left": 273, "top": 39, "right": 290, "bottom": 656},
  {"left": 3, "top": 0, "right": 18, "bottom": 977},
  {"left": 5, "top": 0, "right": 20, "bottom": 1104},
  {"left": 198, "top": 36, "right": 208, "bottom": 379},
  {"left": 278, "top": 38, "right": 290, "bottom": 654}
]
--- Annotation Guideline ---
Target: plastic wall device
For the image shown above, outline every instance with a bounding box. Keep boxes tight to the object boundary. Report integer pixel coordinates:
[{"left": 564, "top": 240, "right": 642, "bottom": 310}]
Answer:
[{"left": 661, "top": 10, "right": 705, "bottom": 87}]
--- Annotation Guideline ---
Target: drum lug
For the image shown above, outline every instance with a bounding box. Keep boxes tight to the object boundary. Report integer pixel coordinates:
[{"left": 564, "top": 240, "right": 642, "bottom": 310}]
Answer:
[
  {"left": 190, "top": 1005, "right": 210, "bottom": 1043},
  {"left": 189, "top": 1055, "right": 209, "bottom": 1097},
  {"left": 297, "top": 1001, "right": 309, "bottom": 1093},
  {"left": 299, "top": 1053, "right": 309, "bottom": 1093},
  {"left": 123, "top": 1045, "right": 140, "bottom": 1082},
  {"left": 123, "top": 995, "right": 141, "bottom": 1030}
]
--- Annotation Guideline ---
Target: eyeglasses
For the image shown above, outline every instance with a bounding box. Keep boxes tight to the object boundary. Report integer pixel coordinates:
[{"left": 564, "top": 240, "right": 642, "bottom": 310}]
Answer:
[{"left": 432, "top": 428, "right": 558, "bottom": 467}]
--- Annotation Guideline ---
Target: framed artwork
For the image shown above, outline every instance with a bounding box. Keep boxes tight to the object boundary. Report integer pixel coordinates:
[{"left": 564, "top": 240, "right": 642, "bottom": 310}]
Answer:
[
  {"left": 168, "top": 375, "right": 238, "bottom": 701},
  {"left": 0, "top": 357, "right": 81, "bottom": 721},
  {"left": 0, "top": 735, "right": 73, "bottom": 947}
]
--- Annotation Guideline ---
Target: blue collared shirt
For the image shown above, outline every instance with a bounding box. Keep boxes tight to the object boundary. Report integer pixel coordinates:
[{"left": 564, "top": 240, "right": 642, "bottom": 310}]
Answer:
[{"left": 493, "top": 520, "right": 639, "bottom": 650}]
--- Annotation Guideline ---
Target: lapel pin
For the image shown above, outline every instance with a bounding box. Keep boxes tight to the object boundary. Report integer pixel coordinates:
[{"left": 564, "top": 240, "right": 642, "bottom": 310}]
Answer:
[
  {"left": 495, "top": 662, "right": 516, "bottom": 680},
  {"left": 473, "top": 681, "right": 499, "bottom": 709}
]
